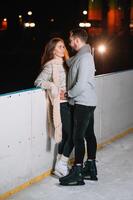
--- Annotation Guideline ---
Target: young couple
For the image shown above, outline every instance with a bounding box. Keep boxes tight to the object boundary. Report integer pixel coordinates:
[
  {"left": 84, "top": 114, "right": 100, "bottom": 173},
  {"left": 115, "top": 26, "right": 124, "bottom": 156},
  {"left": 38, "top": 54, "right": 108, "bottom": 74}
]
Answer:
[{"left": 34, "top": 28, "right": 98, "bottom": 186}]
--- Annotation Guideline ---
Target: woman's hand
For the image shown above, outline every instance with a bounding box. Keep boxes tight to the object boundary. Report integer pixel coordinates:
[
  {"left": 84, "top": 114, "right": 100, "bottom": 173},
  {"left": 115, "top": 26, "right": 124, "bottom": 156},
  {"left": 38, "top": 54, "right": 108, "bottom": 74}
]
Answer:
[{"left": 60, "top": 90, "right": 68, "bottom": 100}]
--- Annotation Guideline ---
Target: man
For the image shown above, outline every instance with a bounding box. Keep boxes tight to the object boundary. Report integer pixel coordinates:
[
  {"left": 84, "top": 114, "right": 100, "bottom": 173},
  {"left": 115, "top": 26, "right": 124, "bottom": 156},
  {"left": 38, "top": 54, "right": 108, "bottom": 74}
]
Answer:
[{"left": 59, "top": 28, "right": 98, "bottom": 186}]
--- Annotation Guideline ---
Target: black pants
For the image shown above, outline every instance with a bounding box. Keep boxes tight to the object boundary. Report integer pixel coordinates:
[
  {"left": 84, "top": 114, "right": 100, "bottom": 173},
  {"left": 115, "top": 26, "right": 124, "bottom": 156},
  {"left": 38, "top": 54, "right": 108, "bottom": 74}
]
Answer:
[
  {"left": 72, "top": 104, "right": 97, "bottom": 164},
  {"left": 58, "top": 102, "right": 74, "bottom": 157}
]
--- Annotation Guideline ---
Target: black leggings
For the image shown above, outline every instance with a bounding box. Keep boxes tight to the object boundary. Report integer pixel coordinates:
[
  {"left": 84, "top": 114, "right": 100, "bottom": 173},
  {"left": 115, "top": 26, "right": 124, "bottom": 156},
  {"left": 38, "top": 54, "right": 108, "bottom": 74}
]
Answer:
[
  {"left": 58, "top": 103, "right": 74, "bottom": 157},
  {"left": 73, "top": 104, "right": 97, "bottom": 164}
]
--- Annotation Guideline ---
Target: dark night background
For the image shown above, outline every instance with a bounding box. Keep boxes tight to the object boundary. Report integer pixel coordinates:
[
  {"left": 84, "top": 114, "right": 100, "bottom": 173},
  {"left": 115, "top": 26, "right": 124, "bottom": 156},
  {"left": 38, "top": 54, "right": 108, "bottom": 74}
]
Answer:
[{"left": 0, "top": 0, "right": 133, "bottom": 94}]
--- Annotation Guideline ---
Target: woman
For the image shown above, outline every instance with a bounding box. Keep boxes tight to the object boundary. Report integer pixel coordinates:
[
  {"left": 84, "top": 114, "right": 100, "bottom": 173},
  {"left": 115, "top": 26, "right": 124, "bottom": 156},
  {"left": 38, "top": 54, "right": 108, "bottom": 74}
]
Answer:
[{"left": 34, "top": 37, "right": 73, "bottom": 177}]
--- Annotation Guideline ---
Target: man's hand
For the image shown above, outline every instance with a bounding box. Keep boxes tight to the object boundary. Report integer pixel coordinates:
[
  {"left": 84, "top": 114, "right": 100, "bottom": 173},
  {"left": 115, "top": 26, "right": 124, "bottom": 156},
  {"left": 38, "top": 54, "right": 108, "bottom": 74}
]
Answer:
[{"left": 60, "top": 90, "right": 68, "bottom": 100}]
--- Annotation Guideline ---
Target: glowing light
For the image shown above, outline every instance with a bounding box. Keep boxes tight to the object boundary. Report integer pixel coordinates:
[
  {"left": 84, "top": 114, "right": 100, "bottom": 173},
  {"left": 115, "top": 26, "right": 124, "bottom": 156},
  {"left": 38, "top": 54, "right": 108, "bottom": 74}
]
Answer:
[
  {"left": 83, "top": 10, "right": 87, "bottom": 15},
  {"left": 24, "top": 22, "right": 35, "bottom": 28},
  {"left": 24, "top": 22, "right": 30, "bottom": 27},
  {"left": 97, "top": 45, "right": 106, "bottom": 54},
  {"left": 79, "top": 23, "right": 85, "bottom": 27},
  {"left": 1, "top": 18, "right": 8, "bottom": 30},
  {"left": 28, "top": 11, "right": 32, "bottom": 16},
  {"left": 130, "top": 22, "right": 133, "bottom": 28},
  {"left": 30, "top": 22, "right": 35, "bottom": 27},
  {"left": 50, "top": 18, "right": 54, "bottom": 22},
  {"left": 79, "top": 22, "right": 91, "bottom": 27},
  {"left": 19, "top": 15, "right": 22, "bottom": 18},
  {"left": 85, "top": 22, "right": 91, "bottom": 27}
]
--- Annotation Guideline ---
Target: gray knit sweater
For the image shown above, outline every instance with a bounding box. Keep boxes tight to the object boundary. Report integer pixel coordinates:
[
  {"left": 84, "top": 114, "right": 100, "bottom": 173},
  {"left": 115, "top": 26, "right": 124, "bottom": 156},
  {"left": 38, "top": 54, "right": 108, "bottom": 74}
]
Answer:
[{"left": 67, "top": 44, "right": 97, "bottom": 106}]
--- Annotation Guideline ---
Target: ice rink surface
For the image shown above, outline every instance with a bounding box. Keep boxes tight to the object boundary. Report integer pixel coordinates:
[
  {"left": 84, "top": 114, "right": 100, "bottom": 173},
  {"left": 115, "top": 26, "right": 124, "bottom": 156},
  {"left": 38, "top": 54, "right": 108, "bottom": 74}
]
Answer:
[{"left": 8, "top": 133, "right": 133, "bottom": 200}]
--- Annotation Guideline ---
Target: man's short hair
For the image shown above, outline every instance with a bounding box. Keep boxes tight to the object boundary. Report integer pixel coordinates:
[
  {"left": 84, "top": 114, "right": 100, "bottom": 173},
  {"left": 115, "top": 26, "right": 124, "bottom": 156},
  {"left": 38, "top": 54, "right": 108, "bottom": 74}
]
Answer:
[{"left": 70, "top": 28, "right": 88, "bottom": 43}]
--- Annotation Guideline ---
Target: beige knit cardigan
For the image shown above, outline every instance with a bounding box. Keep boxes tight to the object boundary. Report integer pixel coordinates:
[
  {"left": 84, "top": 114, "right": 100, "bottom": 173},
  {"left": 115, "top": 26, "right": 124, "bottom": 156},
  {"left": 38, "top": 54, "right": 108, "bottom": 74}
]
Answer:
[
  {"left": 35, "top": 58, "right": 66, "bottom": 143},
  {"left": 46, "top": 59, "right": 63, "bottom": 143}
]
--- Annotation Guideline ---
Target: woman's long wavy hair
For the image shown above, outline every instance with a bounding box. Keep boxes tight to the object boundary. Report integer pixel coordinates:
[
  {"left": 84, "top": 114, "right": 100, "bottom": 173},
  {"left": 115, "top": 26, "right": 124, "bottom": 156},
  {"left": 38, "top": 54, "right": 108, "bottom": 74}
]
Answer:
[{"left": 41, "top": 37, "right": 64, "bottom": 67}]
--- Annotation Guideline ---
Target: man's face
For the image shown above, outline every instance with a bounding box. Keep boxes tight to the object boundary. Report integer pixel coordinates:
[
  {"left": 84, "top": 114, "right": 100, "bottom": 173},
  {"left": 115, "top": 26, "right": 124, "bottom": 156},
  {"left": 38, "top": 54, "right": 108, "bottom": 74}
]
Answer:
[{"left": 69, "top": 35, "right": 79, "bottom": 51}]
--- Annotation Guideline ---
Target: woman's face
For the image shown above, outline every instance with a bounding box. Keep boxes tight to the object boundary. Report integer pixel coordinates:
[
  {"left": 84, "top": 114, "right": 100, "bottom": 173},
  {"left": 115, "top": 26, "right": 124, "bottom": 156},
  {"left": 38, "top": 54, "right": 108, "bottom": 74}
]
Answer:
[{"left": 53, "top": 41, "right": 65, "bottom": 59}]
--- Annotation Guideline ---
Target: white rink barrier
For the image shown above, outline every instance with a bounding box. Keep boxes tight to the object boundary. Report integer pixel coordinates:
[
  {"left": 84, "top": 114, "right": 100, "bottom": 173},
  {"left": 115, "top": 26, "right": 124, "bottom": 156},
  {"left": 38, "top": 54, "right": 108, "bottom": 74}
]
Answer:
[{"left": 0, "top": 70, "right": 133, "bottom": 195}]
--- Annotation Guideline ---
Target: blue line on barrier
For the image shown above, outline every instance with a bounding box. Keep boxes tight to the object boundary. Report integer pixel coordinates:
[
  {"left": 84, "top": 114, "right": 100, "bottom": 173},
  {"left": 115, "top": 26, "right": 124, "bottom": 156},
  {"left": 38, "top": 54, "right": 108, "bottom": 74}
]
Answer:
[{"left": 0, "top": 87, "right": 41, "bottom": 97}]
